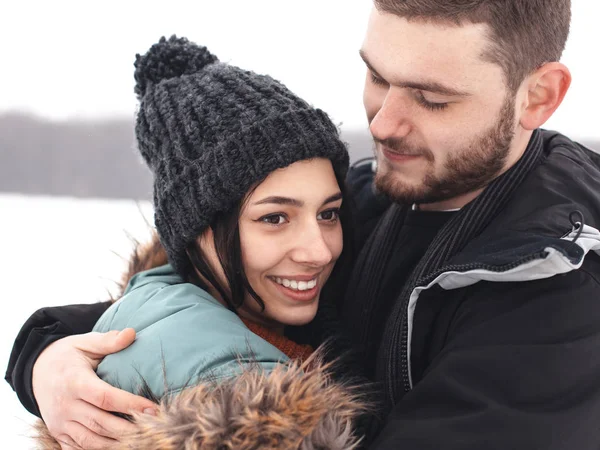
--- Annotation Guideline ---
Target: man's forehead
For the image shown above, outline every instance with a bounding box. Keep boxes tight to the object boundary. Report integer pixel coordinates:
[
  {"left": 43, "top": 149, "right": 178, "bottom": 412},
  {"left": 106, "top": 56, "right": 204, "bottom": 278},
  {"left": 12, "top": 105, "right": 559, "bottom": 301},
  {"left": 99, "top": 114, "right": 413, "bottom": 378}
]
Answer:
[
  {"left": 359, "top": 49, "right": 471, "bottom": 97},
  {"left": 362, "top": 10, "right": 500, "bottom": 91}
]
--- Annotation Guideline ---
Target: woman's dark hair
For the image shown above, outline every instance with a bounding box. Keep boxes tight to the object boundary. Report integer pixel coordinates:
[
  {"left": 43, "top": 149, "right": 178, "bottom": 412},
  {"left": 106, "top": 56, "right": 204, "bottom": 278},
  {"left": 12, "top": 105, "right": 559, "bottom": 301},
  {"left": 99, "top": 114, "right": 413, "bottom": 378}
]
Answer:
[{"left": 185, "top": 164, "right": 354, "bottom": 313}]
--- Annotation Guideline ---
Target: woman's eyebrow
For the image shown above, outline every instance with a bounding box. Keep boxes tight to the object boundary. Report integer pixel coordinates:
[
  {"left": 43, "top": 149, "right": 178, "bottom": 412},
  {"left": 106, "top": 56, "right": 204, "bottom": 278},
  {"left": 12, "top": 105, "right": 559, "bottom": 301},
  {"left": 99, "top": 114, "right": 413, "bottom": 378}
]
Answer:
[
  {"left": 322, "top": 192, "right": 343, "bottom": 206},
  {"left": 252, "top": 196, "right": 303, "bottom": 207},
  {"left": 252, "top": 192, "right": 343, "bottom": 207}
]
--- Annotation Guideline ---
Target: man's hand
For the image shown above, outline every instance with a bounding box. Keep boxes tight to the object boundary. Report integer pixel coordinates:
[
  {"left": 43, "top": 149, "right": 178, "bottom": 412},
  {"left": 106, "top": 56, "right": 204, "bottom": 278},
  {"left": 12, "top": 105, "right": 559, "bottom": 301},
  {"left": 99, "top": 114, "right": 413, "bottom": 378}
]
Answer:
[{"left": 32, "top": 329, "right": 158, "bottom": 449}]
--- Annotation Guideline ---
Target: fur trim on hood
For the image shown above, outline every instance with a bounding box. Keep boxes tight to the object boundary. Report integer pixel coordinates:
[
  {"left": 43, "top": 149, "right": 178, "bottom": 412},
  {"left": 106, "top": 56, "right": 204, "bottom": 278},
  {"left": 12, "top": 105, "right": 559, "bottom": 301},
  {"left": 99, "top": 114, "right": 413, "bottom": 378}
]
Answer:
[
  {"left": 34, "top": 354, "right": 365, "bottom": 449},
  {"left": 124, "top": 355, "right": 364, "bottom": 450},
  {"left": 33, "top": 233, "right": 367, "bottom": 449},
  {"left": 113, "top": 231, "right": 169, "bottom": 302}
]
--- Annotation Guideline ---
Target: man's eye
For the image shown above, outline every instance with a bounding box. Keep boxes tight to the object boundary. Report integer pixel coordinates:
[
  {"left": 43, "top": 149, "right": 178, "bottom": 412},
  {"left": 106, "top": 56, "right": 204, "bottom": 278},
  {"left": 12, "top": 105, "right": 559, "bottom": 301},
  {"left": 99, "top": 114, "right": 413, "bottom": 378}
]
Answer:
[
  {"left": 259, "top": 214, "right": 287, "bottom": 225},
  {"left": 415, "top": 91, "right": 449, "bottom": 111},
  {"left": 370, "top": 73, "right": 388, "bottom": 86}
]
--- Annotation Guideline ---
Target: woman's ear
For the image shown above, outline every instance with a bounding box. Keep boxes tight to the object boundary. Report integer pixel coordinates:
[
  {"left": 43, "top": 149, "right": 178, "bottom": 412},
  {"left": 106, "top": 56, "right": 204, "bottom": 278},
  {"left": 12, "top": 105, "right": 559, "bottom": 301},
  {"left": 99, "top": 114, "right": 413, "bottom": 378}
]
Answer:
[
  {"left": 193, "top": 227, "right": 229, "bottom": 300},
  {"left": 196, "top": 227, "right": 221, "bottom": 271},
  {"left": 186, "top": 228, "right": 214, "bottom": 261},
  {"left": 198, "top": 227, "right": 215, "bottom": 251},
  {"left": 518, "top": 62, "right": 571, "bottom": 130}
]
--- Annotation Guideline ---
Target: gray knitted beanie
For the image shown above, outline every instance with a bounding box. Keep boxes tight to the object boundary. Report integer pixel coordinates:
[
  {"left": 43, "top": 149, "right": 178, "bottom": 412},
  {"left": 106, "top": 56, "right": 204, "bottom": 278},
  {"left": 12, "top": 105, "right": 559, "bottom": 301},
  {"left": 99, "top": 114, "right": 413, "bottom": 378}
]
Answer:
[{"left": 134, "top": 36, "right": 350, "bottom": 275}]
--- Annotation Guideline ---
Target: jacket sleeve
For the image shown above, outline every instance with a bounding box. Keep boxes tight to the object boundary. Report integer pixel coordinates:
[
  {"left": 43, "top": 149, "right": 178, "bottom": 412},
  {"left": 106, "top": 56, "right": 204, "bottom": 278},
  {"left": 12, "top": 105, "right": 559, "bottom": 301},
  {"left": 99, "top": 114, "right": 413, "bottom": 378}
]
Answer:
[
  {"left": 5, "top": 301, "right": 112, "bottom": 417},
  {"left": 370, "top": 259, "right": 600, "bottom": 450}
]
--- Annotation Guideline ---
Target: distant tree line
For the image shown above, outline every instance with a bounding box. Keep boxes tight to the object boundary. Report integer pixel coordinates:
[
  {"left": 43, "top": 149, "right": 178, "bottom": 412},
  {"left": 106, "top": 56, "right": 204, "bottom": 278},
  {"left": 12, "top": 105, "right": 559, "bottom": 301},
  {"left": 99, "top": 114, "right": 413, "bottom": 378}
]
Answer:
[{"left": 0, "top": 112, "right": 596, "bottom": 200}]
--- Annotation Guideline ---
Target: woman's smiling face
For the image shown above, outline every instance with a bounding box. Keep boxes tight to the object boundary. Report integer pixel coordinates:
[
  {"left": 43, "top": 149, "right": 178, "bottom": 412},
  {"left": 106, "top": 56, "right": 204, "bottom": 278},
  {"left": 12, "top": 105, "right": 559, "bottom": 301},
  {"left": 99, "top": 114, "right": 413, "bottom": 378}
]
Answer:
[{"left": 236, "top": 158, "right": 344, "bottom": 330}]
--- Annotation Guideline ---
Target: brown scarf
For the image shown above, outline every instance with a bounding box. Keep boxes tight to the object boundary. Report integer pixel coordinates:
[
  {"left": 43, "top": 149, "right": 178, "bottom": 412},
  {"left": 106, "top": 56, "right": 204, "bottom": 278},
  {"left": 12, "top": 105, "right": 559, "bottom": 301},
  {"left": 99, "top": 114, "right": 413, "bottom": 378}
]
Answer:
[{"left": 241, "top": 318, "right": 314, "bottom": 363}]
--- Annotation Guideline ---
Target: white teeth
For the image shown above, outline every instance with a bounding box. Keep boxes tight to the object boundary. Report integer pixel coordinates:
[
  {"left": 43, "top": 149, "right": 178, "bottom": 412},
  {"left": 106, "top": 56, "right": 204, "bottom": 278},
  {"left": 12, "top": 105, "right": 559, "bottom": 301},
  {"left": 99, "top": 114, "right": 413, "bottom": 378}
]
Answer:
[{"left": 273, "top": 277, "right": 318, "bottom": 291}]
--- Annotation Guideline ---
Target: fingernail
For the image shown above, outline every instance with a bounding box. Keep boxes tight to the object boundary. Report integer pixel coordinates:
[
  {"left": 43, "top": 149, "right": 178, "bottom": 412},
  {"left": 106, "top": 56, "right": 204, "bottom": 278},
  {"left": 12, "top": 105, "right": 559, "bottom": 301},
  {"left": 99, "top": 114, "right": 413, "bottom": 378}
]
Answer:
[{"left": 143, "top": 408, "right": 157, "bottom": 416}]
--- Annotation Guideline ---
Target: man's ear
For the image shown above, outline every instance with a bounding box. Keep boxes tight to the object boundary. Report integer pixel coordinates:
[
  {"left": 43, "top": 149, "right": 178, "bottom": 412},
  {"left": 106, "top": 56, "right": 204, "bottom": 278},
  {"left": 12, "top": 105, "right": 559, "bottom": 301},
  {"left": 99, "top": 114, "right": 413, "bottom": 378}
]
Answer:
[{"left": 519, "top": 62, "right": 571, "bottom": 130}]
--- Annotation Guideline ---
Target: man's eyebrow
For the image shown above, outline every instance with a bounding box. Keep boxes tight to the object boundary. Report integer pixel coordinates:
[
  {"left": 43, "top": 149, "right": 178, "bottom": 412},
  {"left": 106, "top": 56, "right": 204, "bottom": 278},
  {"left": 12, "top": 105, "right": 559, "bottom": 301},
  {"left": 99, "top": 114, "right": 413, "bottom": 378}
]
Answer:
[
  {"left": 359, "top": 49, "right": 385, "bottom": 79},
  {"left": 359, "top": 49, "right": 471, "bottom": 97}
]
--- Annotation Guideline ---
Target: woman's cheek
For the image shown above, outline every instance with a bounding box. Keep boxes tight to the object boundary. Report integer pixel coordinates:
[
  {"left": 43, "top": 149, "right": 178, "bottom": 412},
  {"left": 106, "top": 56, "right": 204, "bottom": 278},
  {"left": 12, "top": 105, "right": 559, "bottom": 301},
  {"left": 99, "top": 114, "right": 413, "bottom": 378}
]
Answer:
[{"left": 244, "top": 230, "right": 288, "bottom": 270}]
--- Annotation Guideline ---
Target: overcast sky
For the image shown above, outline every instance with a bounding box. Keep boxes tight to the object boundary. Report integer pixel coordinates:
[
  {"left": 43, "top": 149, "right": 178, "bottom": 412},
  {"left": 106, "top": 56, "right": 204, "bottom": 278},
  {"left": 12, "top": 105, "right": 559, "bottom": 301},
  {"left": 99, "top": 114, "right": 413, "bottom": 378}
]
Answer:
[{"left": 1, "top": 0, "right": 597, "bottom": 140}]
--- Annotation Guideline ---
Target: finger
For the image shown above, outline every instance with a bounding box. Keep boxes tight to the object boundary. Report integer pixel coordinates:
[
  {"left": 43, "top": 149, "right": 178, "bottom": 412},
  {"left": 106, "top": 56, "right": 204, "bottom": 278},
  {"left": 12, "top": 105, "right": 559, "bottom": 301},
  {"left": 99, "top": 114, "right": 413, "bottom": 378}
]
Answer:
[
  {"left": 63, "top": 421, "right": 117, "bottom": 450},
  {"left": 79, "top": 376, "right": 157, "bottom": 415},
  {"left": 73, "top": 329, "right": 137, "bottom": 360},
  {"left": 71, "top": 399, "right": 138, "bottom": 440},
  {"left": 112, "top": 327, "right": 136, "bottom": 348},
  {"left": 59, "top": 445, "right": 78, "bottom": 450},
  {"left": 56, "top": 434, "right": 79, "bottom": 450}
]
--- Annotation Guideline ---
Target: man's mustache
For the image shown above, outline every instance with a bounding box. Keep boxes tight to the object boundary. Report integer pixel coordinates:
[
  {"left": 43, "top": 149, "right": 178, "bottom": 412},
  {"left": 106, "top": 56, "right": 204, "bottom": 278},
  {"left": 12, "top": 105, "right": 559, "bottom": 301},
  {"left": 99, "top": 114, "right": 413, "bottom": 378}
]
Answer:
[{"left": 373, "top": 137, "right": 434, "bottom": 160}]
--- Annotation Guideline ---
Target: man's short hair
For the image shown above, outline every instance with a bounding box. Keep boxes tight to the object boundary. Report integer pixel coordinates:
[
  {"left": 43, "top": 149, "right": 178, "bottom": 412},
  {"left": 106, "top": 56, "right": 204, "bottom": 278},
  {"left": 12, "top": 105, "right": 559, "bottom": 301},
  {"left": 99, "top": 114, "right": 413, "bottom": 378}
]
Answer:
[{"left": 373, "top": 0, "right": 571, "bottom": 91}]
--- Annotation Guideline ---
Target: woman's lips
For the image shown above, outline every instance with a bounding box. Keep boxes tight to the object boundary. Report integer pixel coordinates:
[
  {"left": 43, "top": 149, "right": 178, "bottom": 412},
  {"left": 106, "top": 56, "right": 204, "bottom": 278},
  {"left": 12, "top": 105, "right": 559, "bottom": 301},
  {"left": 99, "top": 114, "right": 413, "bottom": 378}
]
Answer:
[{"left": 268, "top": 275, "right": 320, "bottom": 302}]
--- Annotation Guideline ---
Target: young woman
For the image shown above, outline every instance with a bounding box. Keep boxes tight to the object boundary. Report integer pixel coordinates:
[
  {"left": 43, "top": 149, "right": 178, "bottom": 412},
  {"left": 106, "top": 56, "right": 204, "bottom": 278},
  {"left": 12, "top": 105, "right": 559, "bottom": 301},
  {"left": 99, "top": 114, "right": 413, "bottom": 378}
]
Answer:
[{"left": 32, "top": 36, "right": 366, "bottom": 449}]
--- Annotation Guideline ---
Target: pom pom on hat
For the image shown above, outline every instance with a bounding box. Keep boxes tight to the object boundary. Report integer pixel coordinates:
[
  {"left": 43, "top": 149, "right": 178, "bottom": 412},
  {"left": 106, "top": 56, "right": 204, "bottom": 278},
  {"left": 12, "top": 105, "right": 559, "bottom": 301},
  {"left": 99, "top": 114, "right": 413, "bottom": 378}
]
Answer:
[{"left": 134, "top": 35, "right": 218, "bottom": 99}]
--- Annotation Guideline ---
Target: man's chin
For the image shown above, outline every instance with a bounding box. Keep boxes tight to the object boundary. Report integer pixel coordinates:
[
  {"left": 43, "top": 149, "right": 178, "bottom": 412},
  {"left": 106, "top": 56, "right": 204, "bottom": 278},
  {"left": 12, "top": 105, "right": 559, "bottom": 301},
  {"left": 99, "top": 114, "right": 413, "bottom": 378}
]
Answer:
[
  {"left": 374, "top": 173, "right": 456, "bottom": 206},
  {"left": 375, "top": 173, "right": 425, "bottom": 204}
]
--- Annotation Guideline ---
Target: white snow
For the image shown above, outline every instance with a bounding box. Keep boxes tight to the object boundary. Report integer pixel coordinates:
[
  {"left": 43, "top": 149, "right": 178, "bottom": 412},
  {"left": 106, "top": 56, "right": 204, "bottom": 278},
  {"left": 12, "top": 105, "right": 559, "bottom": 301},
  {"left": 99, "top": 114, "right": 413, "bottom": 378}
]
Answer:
[{"left": 0, "top": 193, "right": 154, "bottom": 448}]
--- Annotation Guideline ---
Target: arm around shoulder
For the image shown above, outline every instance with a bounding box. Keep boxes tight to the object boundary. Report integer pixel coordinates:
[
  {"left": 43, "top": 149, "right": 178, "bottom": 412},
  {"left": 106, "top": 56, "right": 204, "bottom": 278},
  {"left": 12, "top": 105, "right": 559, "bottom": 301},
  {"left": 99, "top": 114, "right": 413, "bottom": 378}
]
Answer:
[
  {"left": 95, "top": 281, "right": 289, "bottom": 397},
  {"left": 5, "top": 301, "right": 112, "bottom": 416}
]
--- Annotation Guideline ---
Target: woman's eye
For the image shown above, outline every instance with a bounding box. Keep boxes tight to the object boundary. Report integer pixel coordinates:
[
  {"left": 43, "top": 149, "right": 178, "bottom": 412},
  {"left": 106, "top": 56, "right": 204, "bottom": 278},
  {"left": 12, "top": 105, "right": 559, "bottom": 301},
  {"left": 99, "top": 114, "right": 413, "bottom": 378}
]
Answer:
[
  {"left": 317, "top": 209, "right": 340, "bottom": 222},
  {"left": 259, "top": 214, "right": 287, "bottom": 225}
]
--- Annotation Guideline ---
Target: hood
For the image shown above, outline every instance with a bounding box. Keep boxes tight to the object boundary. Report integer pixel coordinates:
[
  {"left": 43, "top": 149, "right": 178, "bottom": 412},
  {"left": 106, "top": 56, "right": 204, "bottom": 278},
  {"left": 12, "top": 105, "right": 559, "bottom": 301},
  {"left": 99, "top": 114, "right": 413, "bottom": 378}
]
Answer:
[
  {"left": 33, "top": 353, "right": 366, "bottom": 449},
  {"left": 112, "top": 231, "right": 169, "bottom": 302},
  {"left": 122, "top": 355, "right": 365, "bottom": 450}
]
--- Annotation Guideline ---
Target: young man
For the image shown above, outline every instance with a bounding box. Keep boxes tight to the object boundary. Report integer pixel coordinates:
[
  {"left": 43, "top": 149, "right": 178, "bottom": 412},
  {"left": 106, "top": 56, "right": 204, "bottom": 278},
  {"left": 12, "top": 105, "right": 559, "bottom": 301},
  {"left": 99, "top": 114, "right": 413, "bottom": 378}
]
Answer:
[{"left": 7, "top": 1, "right": 600, "bottom": 448}]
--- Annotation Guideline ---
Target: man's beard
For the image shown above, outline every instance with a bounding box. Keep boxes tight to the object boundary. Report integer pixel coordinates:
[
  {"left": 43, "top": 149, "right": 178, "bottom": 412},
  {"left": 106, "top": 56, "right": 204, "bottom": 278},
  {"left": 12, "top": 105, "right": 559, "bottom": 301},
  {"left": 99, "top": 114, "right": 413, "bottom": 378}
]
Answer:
[{"left": 373, "top": 95, "right": 516, "bottom": 205}]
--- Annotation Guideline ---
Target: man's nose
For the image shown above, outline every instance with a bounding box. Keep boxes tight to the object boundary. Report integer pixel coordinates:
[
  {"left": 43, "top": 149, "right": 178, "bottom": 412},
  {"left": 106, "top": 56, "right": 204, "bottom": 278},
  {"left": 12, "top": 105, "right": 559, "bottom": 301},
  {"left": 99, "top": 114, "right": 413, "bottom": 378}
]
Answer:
[{"left": 369, "top": 89, "right": 412, "bottom": 141}]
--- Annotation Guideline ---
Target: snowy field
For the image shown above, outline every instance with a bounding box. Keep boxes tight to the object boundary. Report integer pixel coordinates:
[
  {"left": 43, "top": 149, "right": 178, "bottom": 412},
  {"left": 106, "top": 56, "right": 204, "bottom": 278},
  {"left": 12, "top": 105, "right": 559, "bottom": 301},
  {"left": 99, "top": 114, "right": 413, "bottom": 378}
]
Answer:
[{"left": 0, "top": 193, "right": 154, "bottom": 448}]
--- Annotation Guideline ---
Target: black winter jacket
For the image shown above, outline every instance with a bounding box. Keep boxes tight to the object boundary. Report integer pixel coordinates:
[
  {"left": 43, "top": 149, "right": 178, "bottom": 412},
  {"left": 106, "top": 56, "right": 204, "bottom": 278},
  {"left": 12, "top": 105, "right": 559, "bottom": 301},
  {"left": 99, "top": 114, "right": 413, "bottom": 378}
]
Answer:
[{"left": 353, "top": 130, "right": 600, "bottom": 449}]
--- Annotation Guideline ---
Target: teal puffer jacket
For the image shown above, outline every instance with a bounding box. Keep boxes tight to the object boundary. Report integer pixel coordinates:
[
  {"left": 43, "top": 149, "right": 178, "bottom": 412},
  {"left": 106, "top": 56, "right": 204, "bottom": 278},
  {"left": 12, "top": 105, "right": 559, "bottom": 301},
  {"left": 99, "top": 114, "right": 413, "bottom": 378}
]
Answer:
[
  {"left": 93, "top": 264, "right": 289, "bottom": 397},
  {"left": 32, "top": 238, "right": 364, "bottom": 449}
]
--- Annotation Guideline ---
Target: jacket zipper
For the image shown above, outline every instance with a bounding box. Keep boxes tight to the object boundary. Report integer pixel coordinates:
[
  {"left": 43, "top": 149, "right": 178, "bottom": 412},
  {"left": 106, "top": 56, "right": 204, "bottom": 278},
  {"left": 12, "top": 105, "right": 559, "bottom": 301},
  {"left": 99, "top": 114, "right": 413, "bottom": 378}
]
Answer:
[{"left": 387, "top": 252, "right": 548, "bottom": 404}]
